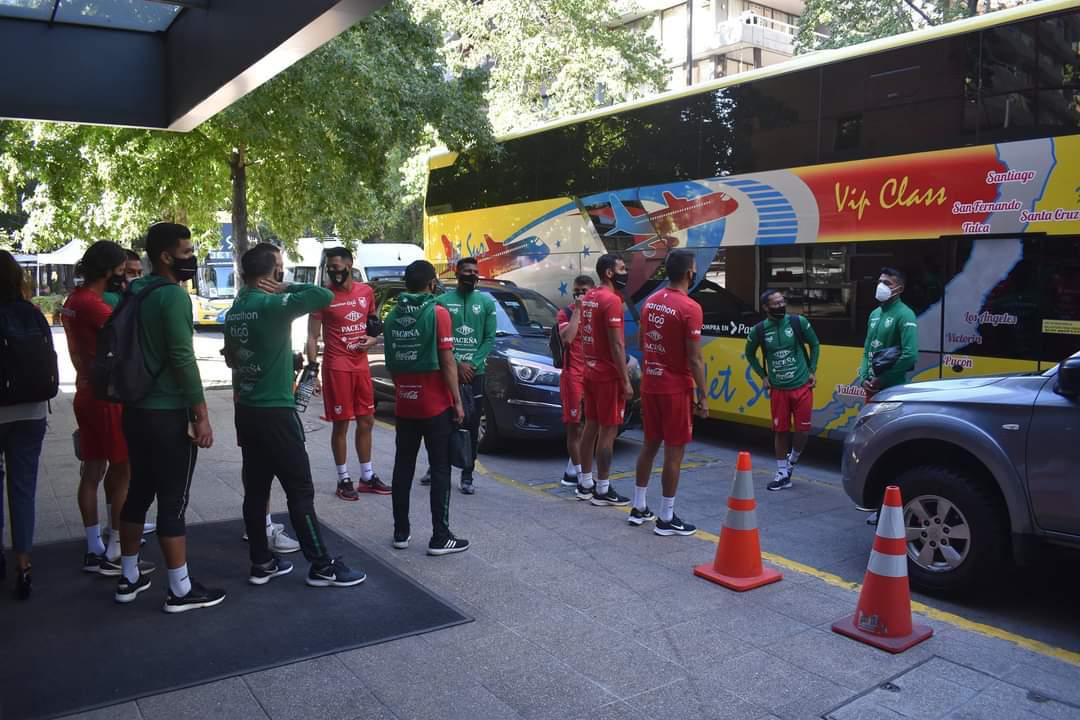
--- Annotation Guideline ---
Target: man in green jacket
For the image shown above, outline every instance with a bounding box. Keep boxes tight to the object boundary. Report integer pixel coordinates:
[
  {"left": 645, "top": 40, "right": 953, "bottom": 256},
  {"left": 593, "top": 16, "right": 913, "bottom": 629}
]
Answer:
[
  {"left": 114, "top": 222, "right": 223, "bottom": 613},
  {"left": 857, "top": 267, "right": 919, "bottom": 399},
  {"left": 225, "top": 243, "right": 366, "bottom": 588},
  {"left": 434, "top": 257, "right": 497, "bottom": 494},
  {"left": 745, "top": 290, "right": 821, "bottom": 491}
]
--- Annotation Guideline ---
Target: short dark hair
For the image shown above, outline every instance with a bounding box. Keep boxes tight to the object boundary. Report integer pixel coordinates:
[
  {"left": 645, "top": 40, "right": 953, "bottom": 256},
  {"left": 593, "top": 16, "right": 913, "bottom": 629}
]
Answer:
[
  {"left": 573, "top": 275, "right": 594, "bottom": 288},
  {"left": 880, "top": 266, "right": 906, "bottom": 285},
  {"left": 456, "top": 257, "right": 478, "bottom": 270},
  {"left": 325, "top": 246, "right": 353, "bottom": 263},
  {"left": 760, "top": 289, "right": 783, "bottom": 307},
  {"left": 146, "top": 222, "right": 191, "bottom": 268},
  {"left": 124, "top": 249, "right": 141, "bottom": 263},
  {"left": 595, "top": 254, "right": 621, "bottom": 280},
  {"left": 404, "top": 260, "right": 437, "bottom": 291},
  {"left": 241, "top": 243, "right": 280, "bottom": 281},
  {"left": 664, "top": 250, "right": 694, "bottom": 283},
  {"left": 77, "top": 241, "right": 128, "bottom": 282}
]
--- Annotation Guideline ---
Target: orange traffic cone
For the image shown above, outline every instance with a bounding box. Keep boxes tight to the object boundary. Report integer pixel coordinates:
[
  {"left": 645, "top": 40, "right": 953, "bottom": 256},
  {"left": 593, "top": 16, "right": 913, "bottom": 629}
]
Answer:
[
  {"left": 694, "top": 452, "right": 782, "bottom": 591},
  {"left": 832, "top": 485, "right": 933, "bottom": 653}
]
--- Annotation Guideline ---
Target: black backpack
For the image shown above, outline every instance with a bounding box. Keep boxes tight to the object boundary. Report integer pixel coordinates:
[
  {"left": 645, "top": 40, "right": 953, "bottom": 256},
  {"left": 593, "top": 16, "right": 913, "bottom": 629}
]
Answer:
[
  {"left": 752, "top": 314, "right": 810, "bottom": 373},
  {"left": 549, "top": 307, "right": 570, "bottom": 369},
  {"left": 0, "top": 300, "right": 59, "bottom": 406},
  {"left": 93, "top": 280, "right": 169, "bottom": 404}
]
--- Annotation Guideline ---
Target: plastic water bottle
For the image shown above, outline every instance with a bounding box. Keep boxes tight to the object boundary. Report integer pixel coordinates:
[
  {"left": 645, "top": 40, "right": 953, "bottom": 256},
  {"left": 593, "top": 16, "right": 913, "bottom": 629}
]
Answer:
[{"left": 295, "top": 362, "right": 319, "bottom": 413}]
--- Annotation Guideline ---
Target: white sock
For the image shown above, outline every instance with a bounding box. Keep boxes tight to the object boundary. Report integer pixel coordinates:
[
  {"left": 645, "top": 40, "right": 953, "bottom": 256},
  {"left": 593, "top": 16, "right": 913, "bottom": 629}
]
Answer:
[
  {"left": 121, "top": 554, "right": 140, "bottom": 583},
  {"left": 104, "top": 503, "right": 112, "bottom": 530},
  {"left": 85, "top": 525, "right": 106, "bottom": 556},
  {"left": 574, "top": 464, "right": 582, "bottom": 475},
  {"left": 168, "top": 564, "right": 192, "bottom": 597},
  {"left": 579, "top": 472, "right": 594, "bottom": 489},
  {"left": 789, "top": 449, "right": 802, "bottom": 464},
  {"left": 597, "top": 478, "right": 610, "bottom": 495},
  {"left": 265, "top": 513, "right": 273, "bottom": 528},
  {"left": 360, "top": 462, "right": 374, "bottom": 481},
  {"left": 337, "top": 464, "right": 350, "bottom": 482},
  {"left": 565, "top": 458, "right": 576, "bottom": 476},
  {"left": 633, "top": 486, "right": 648, "bottom": 511},
  {"left": 777, "top": 458, "right": 790, "bottom": 474},
  {"left": 106, "top": 533, "right": 121, "bottom": 561},
  {"left": 660, "top": 495, "right": 675, "bottom": 522}
]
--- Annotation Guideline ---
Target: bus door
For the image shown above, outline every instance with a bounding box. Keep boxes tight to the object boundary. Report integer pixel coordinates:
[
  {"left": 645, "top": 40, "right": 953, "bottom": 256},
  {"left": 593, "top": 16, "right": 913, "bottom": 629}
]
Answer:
[{"left": 938, "top": 234, "right": 1046, "bottom": 379}]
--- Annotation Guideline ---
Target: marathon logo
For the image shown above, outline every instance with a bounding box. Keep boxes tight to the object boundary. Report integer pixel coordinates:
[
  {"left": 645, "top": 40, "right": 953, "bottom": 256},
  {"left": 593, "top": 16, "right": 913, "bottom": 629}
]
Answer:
[
  {"left": 227, "top": 311, "right": 259, "bottom": 321},
  {"left": 645, "top": 301, "right": 677, "bottom": 317}
]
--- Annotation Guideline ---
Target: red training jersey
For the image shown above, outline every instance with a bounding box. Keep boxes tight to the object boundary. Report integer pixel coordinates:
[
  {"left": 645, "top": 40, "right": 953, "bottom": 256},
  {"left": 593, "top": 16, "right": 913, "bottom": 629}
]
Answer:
[
  {"left": 581, "top": 286, "right": 624, "bottom": 383},
  {"left": 640, "top": 287, "right": 703, "bottom": 394},
  {"left": 393, "top": 305, "right": 455, "bottom": 419},
  {"left": 556, "top": 306, "right": 585, "bottom": 380},
  {"left": 313, "top": 282, "right": 376, "bottom": 373},
  {"left": 61, "top": 287, "right": 113, "bottom": 390}
]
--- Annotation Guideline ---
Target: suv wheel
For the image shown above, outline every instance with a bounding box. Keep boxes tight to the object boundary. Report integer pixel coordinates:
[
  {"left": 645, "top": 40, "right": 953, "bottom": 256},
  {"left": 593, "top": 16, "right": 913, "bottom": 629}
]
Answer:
[
  {"left": 476, "top": 398, "right": 502, "bottom": 453},
  {"left": 893, "top": 465, "right": 1006, "bottom": 597}
]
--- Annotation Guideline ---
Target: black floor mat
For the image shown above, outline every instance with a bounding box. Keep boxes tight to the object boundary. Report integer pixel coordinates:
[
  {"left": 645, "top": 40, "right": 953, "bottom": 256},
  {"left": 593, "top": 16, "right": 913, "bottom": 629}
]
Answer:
[{"left": 0, "top": 518, "right": 470, "bottom": 720}]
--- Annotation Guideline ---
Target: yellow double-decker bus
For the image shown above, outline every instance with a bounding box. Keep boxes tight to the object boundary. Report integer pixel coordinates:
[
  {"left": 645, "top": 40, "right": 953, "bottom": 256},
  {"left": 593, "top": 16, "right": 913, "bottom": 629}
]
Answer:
[{"left": 424, "top": 0, "right": 1080, "bottom": 438}]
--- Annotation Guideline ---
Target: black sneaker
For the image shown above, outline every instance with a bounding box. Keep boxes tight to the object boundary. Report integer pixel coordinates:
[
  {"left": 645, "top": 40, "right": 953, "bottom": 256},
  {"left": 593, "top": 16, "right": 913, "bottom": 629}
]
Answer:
[
  {"left": 392, "top": 532, "right": 411, "bottom": 550},
  {"left": 14, "top": 565, "right": 31, "bottom": 601},
  {"left": 590, "top": 487, "right": 631, "bottom": 507},
  {"left": 767, "top": 471, "right": 792, "bottom": 492},
  {"left": 428, "top": 534, "right": 470, "bottom": 556},
  {"left": 561, "top": 472, "right": 578, "bottom": 487},
  {"left": 420, "top": 471, "right": 432, "bottom": 486},
  {"left": 654, "top": 515, "right": 697, "bottom": 537},
  {"left": 249, "top": 557, "right": 294, "bottom": 586},
  {"left": 460, "top": 479, "right": 475, "bottom": 495},
  {"left": 357, "top": 475, "right": 392, "bottom": 495},
  {"left": 99, "top": 557, "right": 156, "bottom": 577},
  {"left": 307, "top": 558, "right": 366, "bottom": 587},
  {"left": 336, "top": 480, "right": 359, "bottom": 502},
  {"left": 164, "top": 581, "right": 226, "bottom": 613},
  {"left": 83, "top": 552, "right": 104, "bottom": 573},
  {"left": 628, "top": 507, "right": 656, "bottom": 526},
  {"left": 114, "top": 573, "right": 152, "bottom": 603},
  {"left": 575, "top": 483, "right": 594, "bottom": 501}
]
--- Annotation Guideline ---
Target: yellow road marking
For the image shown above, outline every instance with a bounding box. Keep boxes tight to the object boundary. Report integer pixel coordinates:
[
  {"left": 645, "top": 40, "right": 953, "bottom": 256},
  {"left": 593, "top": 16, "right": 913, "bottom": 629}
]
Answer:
[{"left": 372, "top": 417, "right": 1080, "bottom": 666}]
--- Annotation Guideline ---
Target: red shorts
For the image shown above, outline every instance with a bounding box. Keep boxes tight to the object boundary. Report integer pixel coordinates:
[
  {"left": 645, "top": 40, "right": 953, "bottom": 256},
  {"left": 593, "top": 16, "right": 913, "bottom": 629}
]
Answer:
[
  {"left": 770, "top": 382, "right": 813, "bottom": 432},
  {"left": 642, "top": 391, "right": 694, "bottom": 446},
  {"left": 560, "top": 372, "right": 584, "bottom": 425},
  {"left": 322, "top": 368, "right": 375, "bottom": 421},
  {"left": 73, "top": 390, "right": 128, "bottom": 463},
  {"left": 583, "top": 380, "right": 625, "bottom": 427}
]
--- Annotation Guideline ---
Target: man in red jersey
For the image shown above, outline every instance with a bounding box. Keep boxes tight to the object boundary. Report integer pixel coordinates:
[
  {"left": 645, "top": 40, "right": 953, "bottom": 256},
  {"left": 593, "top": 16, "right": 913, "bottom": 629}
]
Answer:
[
  {"left": 62, "top": 241, "right": 154, "bottom": 576},
  {"left": 630, "top": 250, "right": 706, "bottom": 536},
  {"left": 576, "top": 254, "right": 632, "bottom": 507},
  {"left": 307, "top": 247, "right": 390, "bottom": 500},
  {"left": 556, "top": 275, "right": 594, "bottom": 487}
]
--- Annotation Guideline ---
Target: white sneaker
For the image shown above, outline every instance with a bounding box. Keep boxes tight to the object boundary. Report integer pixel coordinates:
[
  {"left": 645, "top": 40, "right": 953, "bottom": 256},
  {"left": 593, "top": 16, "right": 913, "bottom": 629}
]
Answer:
[
  {"left": 270, "top": 525, "right": 300, "bottom": 554},
  {"left": 143, "top": 522, "right": 157, "bottom": 535}
]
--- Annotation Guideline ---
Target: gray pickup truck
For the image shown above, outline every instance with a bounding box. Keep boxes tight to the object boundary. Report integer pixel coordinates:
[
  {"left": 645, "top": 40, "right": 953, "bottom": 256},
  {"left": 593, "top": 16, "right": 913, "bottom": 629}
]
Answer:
[{"left": 841, "top": 350, "right": 1080, "bottom": 596}]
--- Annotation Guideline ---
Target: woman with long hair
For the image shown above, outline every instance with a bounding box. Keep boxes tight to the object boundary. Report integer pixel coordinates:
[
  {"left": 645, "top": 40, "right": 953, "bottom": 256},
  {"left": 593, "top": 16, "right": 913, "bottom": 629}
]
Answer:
[{"left": 0, "top": 250, "right": 51, "bottom": 599}]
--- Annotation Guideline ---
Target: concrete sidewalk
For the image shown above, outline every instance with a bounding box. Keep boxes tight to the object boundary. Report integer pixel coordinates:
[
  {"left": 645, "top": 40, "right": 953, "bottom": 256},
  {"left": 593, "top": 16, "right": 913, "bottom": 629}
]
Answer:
[{"left": 12, "top": 391, "right": 1080, "bottom": 720}]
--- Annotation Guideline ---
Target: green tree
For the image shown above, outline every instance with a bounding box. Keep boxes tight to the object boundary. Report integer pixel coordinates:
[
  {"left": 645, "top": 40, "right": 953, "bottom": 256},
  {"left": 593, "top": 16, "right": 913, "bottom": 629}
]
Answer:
[
  {"left": 795, "top": 0, "right": 1024, "bottom": 53},
  {"left": 0, "top": 1, "right": 493, "bottom": 255}
]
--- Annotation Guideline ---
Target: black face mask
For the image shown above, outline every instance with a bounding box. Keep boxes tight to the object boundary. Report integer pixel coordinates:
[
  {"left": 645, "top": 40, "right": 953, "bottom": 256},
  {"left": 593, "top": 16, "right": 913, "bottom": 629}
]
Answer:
[
  {"left": 457, "top": 275, "right": 478, "bottom": 293},
  {"left": 106, "top": 274, "right": 126, "bottom": 293},
  {"left": 170, "top": 254, "right": 198, "bottom": 282},
  {"left": 612, "top": 272, "right": 629, "bottom": 291},
  {"left": 327, "top": 269, "right": 349, "bottom": 287},
  {"left": 768, "top": 304, "right": 787, "bottom": 318},
  {"left": 274, "top": 270, "right": 284, "bottom": 283}
]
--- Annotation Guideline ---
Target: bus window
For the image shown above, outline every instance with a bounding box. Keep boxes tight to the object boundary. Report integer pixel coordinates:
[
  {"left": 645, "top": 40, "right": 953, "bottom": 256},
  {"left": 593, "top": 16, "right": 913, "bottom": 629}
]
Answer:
[
  {"left": 691, "top": 247, "right": 759, "bottom": 338},
  {"left": 762, "top": 245, "right": 851, "bottom": 319},
  {"left": 1042, "top": 237, "right": 1080, "bottom": 364}
]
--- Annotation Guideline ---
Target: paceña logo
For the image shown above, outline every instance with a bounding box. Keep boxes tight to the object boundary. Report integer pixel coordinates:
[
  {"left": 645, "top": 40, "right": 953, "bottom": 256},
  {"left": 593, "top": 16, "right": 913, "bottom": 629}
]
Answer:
[
  {"left": 398, "top": 316, "right": 417, "bottom": 327},
  {"left": 345, "top": 311, "right": 361, "bottom": 322},
  {"left": 459, "top": 324, "right": 475, "bottom": 336}
]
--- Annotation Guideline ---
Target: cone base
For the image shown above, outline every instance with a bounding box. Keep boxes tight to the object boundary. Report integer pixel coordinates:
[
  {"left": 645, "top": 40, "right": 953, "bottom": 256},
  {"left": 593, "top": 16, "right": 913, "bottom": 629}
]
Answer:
[
  {"left": 693, "top": 563, "right": 782, "bottom": 592},
  {"left": 831, "top": 615, "right": 933, "bottom": 654}
]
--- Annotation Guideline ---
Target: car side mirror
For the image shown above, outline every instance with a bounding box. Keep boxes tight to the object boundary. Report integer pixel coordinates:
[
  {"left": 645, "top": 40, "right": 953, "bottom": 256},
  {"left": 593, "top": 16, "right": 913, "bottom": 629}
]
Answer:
[{"left": 1055, "top": 356, "right": 1080, "bottom": 398}]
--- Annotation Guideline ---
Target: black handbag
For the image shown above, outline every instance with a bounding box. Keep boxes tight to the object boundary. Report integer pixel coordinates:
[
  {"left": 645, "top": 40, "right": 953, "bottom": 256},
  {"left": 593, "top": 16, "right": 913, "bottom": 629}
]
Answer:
[
  {"left": 450, "top": 384, "right": 476, "bottom": 469},
  {"left": 871, "top": 346, "right": 902, "bottom": 376}
]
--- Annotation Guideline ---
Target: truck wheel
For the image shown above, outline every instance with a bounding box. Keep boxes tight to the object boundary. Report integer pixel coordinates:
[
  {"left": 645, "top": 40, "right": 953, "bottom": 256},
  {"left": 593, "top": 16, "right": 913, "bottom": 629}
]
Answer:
[
  {"left": 893, "top": 465, "right": 1007, "bottom": 597},
  {"left": 476, "top": 398, "right": 502, "bottom": 454}
]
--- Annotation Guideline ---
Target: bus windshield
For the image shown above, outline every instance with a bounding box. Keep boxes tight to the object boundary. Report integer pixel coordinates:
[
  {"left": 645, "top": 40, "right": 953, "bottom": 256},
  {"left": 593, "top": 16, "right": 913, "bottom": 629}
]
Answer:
[{"left": 198, "top": 261, "right": 236, "bottom": 299}]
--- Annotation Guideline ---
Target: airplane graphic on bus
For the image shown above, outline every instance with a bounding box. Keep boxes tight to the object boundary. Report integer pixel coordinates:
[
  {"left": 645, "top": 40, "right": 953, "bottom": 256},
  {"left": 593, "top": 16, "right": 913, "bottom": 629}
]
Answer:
[{"left": 440, "top": 232, "right": 550, "bottom": 278}]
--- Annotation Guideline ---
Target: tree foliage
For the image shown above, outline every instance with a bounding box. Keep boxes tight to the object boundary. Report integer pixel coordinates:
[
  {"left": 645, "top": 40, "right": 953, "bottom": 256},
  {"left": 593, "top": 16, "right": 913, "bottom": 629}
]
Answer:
[{"left": 0, "top": 1, "right": 492, "bottom": 253}]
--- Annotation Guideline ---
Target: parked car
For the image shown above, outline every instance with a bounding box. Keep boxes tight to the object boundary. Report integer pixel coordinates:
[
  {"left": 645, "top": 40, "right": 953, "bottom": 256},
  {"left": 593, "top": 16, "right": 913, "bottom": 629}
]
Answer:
[
  {"left": 367, "top": 279, "right": 641, "bottom": 452},
  {"left": 841, "top": 350, "right": 1080, "bottom": 596}
]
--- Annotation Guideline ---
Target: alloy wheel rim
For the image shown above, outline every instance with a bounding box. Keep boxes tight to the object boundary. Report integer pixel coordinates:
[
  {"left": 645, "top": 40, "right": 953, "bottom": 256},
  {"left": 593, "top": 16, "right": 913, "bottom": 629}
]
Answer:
[{"left": 904, "top": 494, "right": 972, "bottom": 573}]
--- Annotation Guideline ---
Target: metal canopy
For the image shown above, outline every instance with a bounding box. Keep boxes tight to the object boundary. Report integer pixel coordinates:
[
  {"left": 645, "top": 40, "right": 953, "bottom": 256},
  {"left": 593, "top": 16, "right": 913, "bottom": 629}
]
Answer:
[{"left": 0, "top": 0, "right": 386, "bottom": 131}]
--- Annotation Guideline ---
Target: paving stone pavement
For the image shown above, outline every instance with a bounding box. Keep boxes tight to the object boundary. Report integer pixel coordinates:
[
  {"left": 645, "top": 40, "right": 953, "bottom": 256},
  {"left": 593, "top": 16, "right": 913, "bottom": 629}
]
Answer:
[{"left": 8, "top": 391, "right": 1080, "bottom": 720}]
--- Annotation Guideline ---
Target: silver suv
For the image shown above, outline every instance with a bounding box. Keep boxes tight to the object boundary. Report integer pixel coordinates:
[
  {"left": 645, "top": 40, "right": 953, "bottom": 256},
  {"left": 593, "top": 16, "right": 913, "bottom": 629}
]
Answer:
[{"left": 841, "top": 351, "right": 1080, "bottom": 596}]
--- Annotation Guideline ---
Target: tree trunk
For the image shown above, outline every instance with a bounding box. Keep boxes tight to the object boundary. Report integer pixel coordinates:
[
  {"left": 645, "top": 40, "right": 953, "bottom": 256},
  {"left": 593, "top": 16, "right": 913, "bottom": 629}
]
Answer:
[{"left": 230, "top": 145, "right": 249, "bottom": 261}]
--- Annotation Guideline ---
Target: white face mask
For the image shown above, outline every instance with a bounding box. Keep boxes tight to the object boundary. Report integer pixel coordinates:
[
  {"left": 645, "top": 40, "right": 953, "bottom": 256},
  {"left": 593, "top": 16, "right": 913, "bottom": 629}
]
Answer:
[{"left": 875, "top": 282, "right": 894, "bottom": 303}]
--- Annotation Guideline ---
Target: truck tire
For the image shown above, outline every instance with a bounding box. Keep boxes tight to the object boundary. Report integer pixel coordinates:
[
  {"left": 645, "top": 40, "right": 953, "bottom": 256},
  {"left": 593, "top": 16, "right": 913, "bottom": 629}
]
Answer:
[{"left": 893, "top": 465, "right": 1007, "bottom": 597}]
